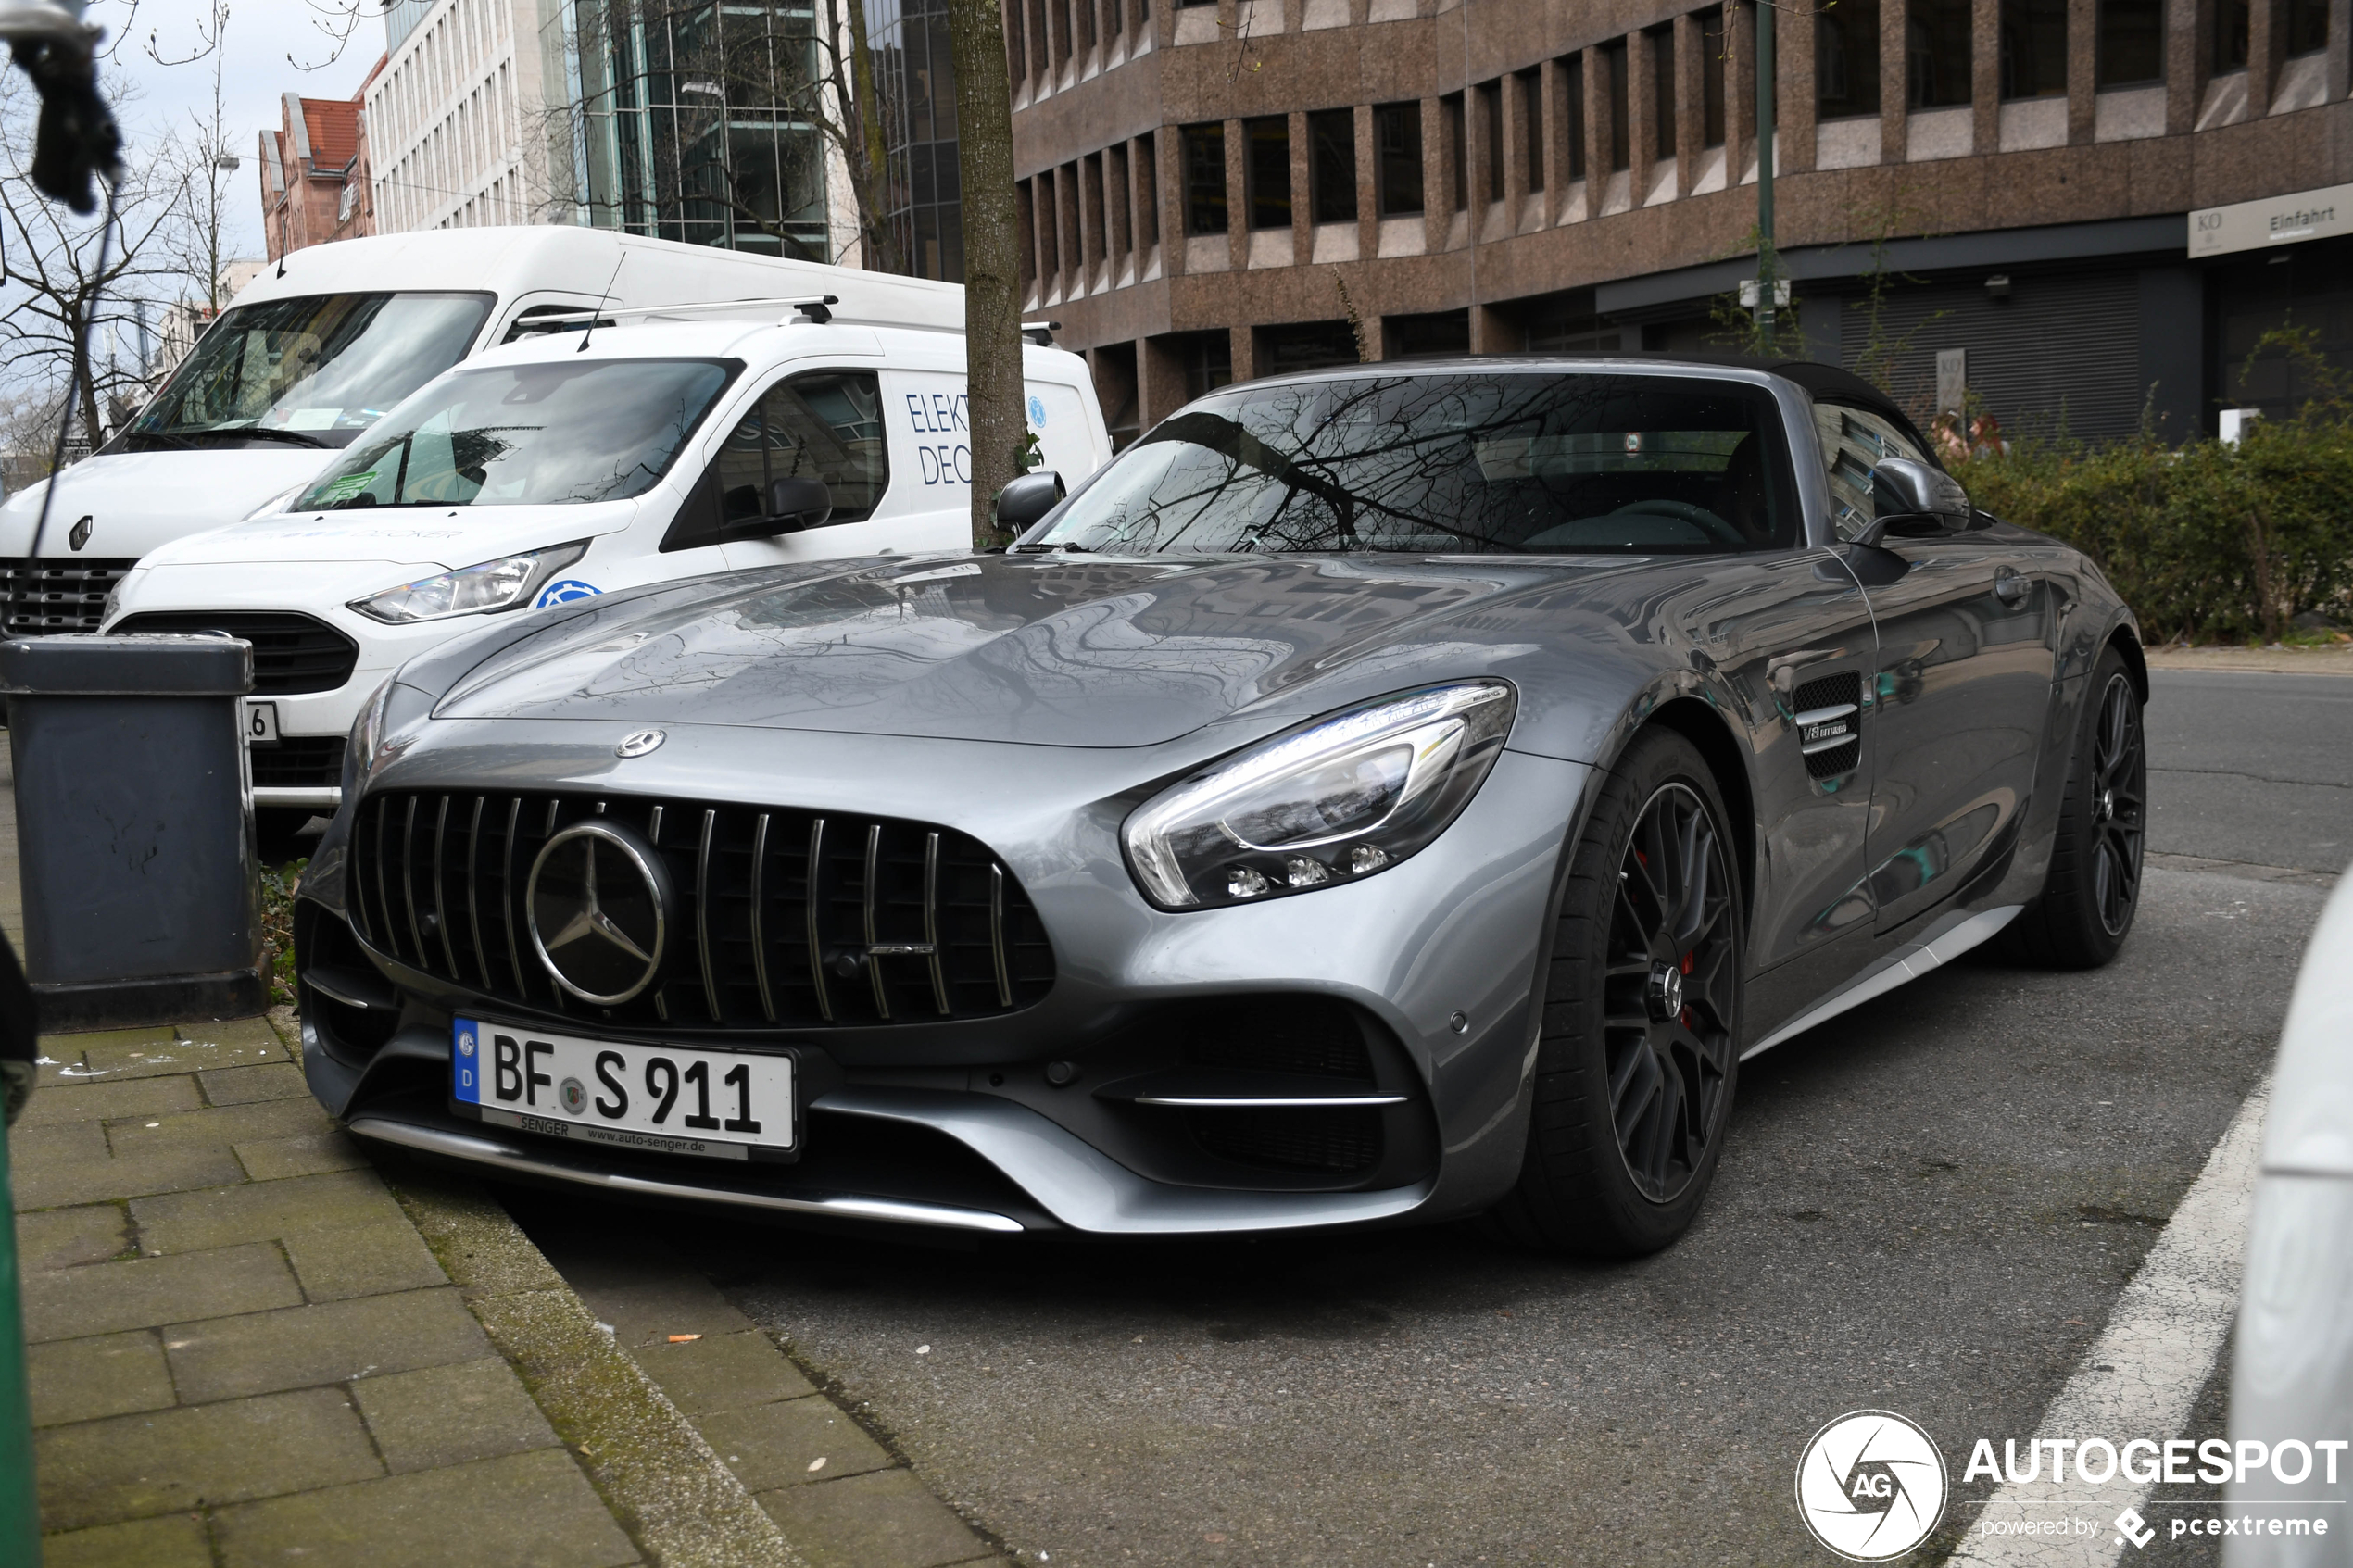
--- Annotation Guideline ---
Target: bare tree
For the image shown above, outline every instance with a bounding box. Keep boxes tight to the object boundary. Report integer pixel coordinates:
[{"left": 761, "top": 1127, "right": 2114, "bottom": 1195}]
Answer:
[
  {"left": 0, "top": 73, "right": 190, "bottom": 459},
  {"left": 944, "top": 0, "right": 1022, "bottom": 547},
  {"left": 152, "top": 0, "right": 238, "bottom": 320}
]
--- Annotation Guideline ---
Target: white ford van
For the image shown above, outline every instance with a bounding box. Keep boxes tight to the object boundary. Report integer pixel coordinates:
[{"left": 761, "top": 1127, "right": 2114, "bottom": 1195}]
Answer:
[
  {"left": 100, "top": 301, "right": 1111, "bottom": 831},
  {"left": 0, "top": 227, "right": 972, "bottom": 636}
]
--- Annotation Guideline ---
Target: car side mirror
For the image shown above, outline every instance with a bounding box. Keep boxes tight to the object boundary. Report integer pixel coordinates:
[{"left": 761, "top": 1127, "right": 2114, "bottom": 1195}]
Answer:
[
  {"left": 763, "top": 476, "right": 834, "bottom": 533},
  {"left": 1860, "top": 457, "right": 1969, "bottom": 546},
  {"left": 996, "top": 470, "right": 1065, "bottom": 532}
]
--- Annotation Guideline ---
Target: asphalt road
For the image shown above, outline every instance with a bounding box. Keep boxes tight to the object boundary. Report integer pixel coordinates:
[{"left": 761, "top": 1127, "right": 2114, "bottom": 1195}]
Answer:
[{"left": 507, "top": 671, "right": 2352, "bottom": 1568}]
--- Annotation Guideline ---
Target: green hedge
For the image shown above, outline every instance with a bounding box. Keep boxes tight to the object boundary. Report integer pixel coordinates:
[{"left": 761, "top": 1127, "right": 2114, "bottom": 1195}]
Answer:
[{"left": 1941, "top": 335, "right": 2353, "bottom": 645}]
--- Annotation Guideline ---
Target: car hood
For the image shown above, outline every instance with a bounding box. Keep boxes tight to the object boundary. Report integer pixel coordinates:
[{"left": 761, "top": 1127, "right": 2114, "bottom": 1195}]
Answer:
[
  {"left": 137, "top": 499, "right": 642, "bottom": 571},
  {"left": 433, "top": 552, "right": 1651, "bottom": 748},
  {"left": 0, "top": 448, "right": 333, "bottom": 558}
]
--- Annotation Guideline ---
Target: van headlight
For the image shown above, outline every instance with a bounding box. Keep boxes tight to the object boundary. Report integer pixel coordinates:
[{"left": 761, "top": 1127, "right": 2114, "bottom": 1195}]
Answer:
[
  {"left": 348, "top": 542, "right": 587, "bottom": 625},
  {"left": 1122, "top": 682, "right": 1516, "bottom": 909}
]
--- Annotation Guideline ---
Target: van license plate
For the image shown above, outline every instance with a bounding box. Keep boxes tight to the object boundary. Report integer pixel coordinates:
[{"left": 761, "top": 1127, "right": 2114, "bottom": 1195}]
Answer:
[
  {"left": 451, "top": 1018, "right": 796, "bottom": 1160},
  {"left": 245, "top": 701, "right": 281, "bottom": 746}
]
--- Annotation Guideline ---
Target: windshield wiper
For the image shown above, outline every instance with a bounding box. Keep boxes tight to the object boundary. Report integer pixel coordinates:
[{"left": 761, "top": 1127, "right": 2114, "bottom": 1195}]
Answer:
[{"left": 204, "top": 427, "right": 334, "bottom": 449}]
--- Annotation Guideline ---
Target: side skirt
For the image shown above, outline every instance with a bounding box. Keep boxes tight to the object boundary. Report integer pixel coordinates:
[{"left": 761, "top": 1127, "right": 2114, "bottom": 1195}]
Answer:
[{"left": 1739, "top": 903, "right": 2023, "bottom": 1060}]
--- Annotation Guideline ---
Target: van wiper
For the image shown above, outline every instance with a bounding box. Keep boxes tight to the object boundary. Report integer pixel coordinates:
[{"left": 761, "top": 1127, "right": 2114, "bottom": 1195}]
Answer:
[{"left": 201, "top": 427, "right": 333, "bottom": 449}]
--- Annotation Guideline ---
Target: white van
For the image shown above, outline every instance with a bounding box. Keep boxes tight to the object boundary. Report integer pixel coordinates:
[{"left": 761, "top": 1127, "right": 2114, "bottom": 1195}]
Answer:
[
  {"left": 100, "top": 302, "right": 1111, "bottom": 829},
  {"left": 0, "top": 227, "right": 972, "bottom": 635}
]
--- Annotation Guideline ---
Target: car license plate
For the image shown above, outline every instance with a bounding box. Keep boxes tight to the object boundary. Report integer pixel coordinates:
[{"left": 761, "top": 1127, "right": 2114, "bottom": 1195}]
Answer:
[
  {"left": 451, "top": 1018, "right": 795, "bottom": 1160},
  {"left": 245, "top": 700, "right": 281, "bottom": 746}
]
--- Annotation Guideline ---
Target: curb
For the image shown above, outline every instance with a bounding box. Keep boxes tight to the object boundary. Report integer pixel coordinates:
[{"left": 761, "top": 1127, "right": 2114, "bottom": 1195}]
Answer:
[{"left": 383, "top": 1158, "right": 803, "bottom": 1568}]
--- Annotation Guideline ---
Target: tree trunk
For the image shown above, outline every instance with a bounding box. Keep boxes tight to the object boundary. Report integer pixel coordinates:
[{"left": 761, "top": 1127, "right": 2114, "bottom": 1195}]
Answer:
[
  {"left": 843, "top": 0, "right": 900, "bottom": 274},
  {"left": 944, "top": 0, "right": 1025, "bottom": 550}
]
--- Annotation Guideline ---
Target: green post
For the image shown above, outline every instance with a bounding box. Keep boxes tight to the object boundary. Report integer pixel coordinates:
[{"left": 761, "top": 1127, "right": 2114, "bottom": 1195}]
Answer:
[
  {"left": 0, "top": 1116, "right": 36, "bottom": 1564},
  {"left": 1756, "top": 0, "right": 1779, "bottom": 342}
]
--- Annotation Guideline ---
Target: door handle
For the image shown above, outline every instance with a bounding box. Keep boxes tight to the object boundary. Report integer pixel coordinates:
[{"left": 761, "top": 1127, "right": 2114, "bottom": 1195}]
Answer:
[{"left": 1993, "top": 570, "right": 2031, "bottom": 606}]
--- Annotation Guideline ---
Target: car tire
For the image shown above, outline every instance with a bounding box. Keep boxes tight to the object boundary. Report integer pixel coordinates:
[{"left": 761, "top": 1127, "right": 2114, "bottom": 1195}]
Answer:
[
  {"left": 1998, "top": 645, "right": 2147, "bottom": 969},
  {"left": 1486, "top": 727, "right": 1743, "bottom": 1257}
]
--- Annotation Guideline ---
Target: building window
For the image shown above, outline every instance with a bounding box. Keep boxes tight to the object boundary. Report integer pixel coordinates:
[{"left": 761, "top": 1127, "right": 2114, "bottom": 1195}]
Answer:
[
  {"left": 1309, "top": 108, "right": 1356, "bottom": 224},
  {"left": 1245, "top": 116, "right": 1290, "bottom": 229},
  {"left": 1521, "top": 69, "right": 1544, "bottom": 192},
  {"left": 2096, "top": 0, "right": 2162, "bottom": 84},
  {"left": 1182, "top": 120, "right": 1227, "bottom": 235},
  {"left": 1178, "top": 331, "right": 1232, "bottom": 400},
  {"left": 2213, "top": 0, "right": 2248, "bottom": 69},
  {"left": 2285, "top": 0, "right": 2328, "bottom": 55},
  {"left": 1387, "top": 309, "right": 1470, "bottom": 358},
  {"left": 1258, "top": 320, "right": 1360, "bottom": 375},
  {"left": 1648, "top": 26, "right": 1677, "bottom": 160},
  {"left": 1604, "top": 41, "right": 1630, "bottom": 170},
  {"left": 1444, "top": 92, "right": 1467, "bottom": 209},
  {"left": 2000, "top": 0, "right": 2068, "bottom": 94},
  {"left": 1908, "top": 0, "right": 1972, "bottom": 107},
  {"left": 1478, "top": 81, "right": 1504, "bottom": 201},
  {"left": 1376, "top": 101, "right": 1424, "bottom": 217},
  {"left": 1567, "top": 55, "right": 1588, "bottom": 178},
  {"left": 1700, "top": 8, "right": 1727, "bottom": 146},
  {"left": 1818, "top": 0, "right": 1881, "bottom": 118}
]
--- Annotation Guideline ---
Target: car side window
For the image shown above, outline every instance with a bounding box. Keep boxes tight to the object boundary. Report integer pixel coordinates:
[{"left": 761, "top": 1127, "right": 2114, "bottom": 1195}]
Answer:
[
  {"left": 713, "top": 370, "right": 888, "bottom": 527},
  {"left": 1814, "top": 401, "right": 1931, "bottom": 542}
]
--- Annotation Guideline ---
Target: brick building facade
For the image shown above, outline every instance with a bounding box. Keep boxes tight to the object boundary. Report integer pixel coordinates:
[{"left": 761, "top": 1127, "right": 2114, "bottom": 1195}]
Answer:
[
  {"left": 1005, "top": 0, "right": 2351, "bottom": 448},
  {"left": 259, "top": 74, "right": 382, "bottom": 262}
]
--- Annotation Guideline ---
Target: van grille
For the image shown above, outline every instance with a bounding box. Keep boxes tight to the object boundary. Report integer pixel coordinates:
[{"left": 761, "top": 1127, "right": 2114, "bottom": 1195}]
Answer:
[
  {"left": 251, "top": 736, "right": 346, "bottom": 789},
  {"left": 1, "top": 558, "right": 136, "bottom": 634},
  {"left": 346, "top": 789, "right": 1054, "bottom": 1032},
  {"left": 111, "top": 611, "right": 359, "bottom": 695}
]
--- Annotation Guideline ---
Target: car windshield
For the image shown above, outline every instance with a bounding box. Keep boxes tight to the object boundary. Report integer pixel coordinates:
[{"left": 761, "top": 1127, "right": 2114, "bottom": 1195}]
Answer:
[
  {"left": 1032, "top": 370, "right": 1799, "bottom": 555},
  {"left": 293, "top": 358, "right": 737, "bottom": 510},
  {"left": 119, "top": 293, "right": 492, "bottom": 452}
]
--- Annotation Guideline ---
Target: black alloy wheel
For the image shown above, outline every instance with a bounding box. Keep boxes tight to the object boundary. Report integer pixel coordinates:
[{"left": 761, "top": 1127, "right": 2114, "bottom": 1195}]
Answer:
[
  {"left": 2086, "top": 671, "right": 2147, "bottom": 937},
  {"left": 1604, "top": 782, "right": 1739, "bottom": 1204},
  {"left": 2000, "top": 645, "right": 2148, "bottom": 969},
  {"left": 1488, "top": 727, "right": 1744, "bottom": 1256}
]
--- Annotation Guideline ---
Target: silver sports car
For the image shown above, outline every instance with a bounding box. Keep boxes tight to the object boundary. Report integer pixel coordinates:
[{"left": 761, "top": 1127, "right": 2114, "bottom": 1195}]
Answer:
[{"left": 295, "top": 357, "right": 2146, "bottom": 1254}]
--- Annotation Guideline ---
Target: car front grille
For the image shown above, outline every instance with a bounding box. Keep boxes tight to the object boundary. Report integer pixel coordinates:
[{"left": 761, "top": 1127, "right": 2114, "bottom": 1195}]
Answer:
[
  {"left": 0, "top": 557, "right": 137, "bottom": 634},
  {"left": 347, "top": 789, "right": 1055, "bottom": 1032},
  {"left": 251, "top": 736, "right": 347, "bottom": 789},
  {"left": 110, "top": 611, "right": 359, "bottom": 695}
]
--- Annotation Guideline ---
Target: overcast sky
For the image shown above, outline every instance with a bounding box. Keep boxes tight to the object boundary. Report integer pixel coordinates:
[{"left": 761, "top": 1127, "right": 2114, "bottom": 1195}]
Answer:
[{"left": 93, "top": 0, "right": 384, "bottom": 260}]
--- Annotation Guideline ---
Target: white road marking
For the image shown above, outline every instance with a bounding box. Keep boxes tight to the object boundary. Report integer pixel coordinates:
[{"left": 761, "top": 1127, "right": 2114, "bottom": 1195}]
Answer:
[{"left": 1948, "top": 1077, "right": 2271, "bottom": 1566}]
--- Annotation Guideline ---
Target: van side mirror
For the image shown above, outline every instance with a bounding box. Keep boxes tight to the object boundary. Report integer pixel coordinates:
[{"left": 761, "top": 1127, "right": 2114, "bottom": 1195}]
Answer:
[
  {"left": 763, "top": 476, "right": 833, "bottom": 533},
  {"left": 1857, "top": 457, "right": 1969, "bottom": 546},
  {"left": 996, "top": 470, "right": 1064, "bottom": 532}
]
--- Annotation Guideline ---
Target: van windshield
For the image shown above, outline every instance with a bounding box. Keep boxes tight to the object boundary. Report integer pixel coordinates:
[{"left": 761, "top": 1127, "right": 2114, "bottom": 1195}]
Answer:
[
  {"left": 118, "top": 292, "right": 492, "bottom": 452},
  {"left": 1031, "top": 371, "right": 1799, "bottom": 556},
  {"left": 293, "top": 358, "right": 737, "bottom": 510}
]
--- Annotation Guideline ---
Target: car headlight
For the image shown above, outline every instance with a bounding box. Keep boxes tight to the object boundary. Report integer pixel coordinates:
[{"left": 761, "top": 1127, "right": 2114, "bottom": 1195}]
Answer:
[
  {"left": 346, "top": 675, "right": 396, "bottom": 793},
  {"left": 348, "top": 542, "right": 587, "bottom": 625},
  {"left": 1123, "top": 682, "right": 1516, "bottom": 910}
]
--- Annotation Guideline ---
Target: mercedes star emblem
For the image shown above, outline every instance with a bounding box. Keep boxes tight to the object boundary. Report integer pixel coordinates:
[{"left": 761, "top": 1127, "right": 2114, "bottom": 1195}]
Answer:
[
  {"left": 525, "top": 821, "right": 669, "bottom": 1005},
  {"left": 616, "top": 729, "right": 666, "bottom": 759}
]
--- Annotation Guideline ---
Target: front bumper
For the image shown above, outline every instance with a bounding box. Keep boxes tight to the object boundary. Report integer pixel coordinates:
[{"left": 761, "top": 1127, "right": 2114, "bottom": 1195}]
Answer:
[{"left": 299, "top": 730, "right": 1588, "bottom": 1236}]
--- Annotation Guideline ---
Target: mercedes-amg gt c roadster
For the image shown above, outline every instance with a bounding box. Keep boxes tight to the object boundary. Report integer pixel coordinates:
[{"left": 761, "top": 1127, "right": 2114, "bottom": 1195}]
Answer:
[{"left": 296, "top": 357, "right": 2146, "bottom": 1254}]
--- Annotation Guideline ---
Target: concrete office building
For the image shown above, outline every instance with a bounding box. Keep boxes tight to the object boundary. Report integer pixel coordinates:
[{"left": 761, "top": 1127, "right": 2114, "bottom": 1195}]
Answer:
[{"left": 1003, "top": 0, "right": 2350, "bottom": 447}]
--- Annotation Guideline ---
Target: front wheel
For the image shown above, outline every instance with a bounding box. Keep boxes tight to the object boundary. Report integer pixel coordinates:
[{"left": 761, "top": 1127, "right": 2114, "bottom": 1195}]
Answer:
[
  {"left": 1999, "top": 646, "right": 2146, "bottom": 969},
  {"left": 1487, "top": 728, "right": 1743, "bottom": 1257}
]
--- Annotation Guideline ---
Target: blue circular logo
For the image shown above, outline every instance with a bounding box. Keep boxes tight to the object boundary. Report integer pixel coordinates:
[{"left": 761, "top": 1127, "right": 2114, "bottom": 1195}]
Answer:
[
  {"left": 1026, "top": 394, "right": 1047, "bottom": 429},
  {"left": 535, "top": 579, "right": 602, "bottom": 608}
]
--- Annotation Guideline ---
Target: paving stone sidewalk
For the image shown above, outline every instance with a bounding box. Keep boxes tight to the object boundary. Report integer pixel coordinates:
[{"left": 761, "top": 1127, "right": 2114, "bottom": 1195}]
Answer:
[{"left": 4, "top": 750, "right": 1007, "bottom": 1568}]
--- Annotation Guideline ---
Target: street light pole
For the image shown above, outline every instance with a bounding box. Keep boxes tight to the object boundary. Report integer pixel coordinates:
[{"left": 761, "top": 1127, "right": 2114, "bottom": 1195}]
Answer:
[{"left": 1755, "top": 0, "right": 1778, "bottom": 342}]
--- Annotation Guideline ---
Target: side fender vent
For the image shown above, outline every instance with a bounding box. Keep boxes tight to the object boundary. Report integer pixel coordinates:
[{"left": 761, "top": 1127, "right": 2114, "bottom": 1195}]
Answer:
[{"left": 1792, "top": 671, "right": 1863, "bottom": 781}]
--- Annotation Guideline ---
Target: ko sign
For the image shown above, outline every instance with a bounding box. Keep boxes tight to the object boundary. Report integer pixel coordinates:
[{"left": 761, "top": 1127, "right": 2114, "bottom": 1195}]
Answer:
[{"left": 2189, "top": 180, "right": 2350, "bottom": 257}]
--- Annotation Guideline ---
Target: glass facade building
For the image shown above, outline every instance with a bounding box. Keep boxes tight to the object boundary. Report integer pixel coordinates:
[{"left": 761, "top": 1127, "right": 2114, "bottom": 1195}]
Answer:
[
  {"left": 862, "top": 0, "right": 963, "bottom": 281},
  {"left": 565, "top": 0, "right": 834, "bottom": 257}
]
